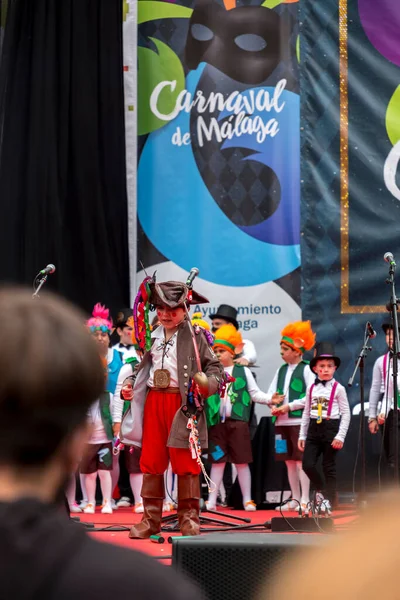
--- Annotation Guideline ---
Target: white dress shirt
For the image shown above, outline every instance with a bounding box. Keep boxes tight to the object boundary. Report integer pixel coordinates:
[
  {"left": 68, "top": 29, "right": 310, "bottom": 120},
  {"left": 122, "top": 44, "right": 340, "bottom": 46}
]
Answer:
[
  {"left": 147, "top": 326, "right": 179, "bottom": 388},
  {"left": 299, "top": 379, "right": 351, "bottom": 443},
  {"left": 112, "top": 342, "right": 140, "bottom": 363}
]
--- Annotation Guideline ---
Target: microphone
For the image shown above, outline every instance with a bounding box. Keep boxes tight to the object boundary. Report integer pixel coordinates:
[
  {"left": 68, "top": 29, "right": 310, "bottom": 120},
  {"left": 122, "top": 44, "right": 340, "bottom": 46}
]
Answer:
[
  {"left": 384, "top": 252, "right": 396, "bottom": 266},
  {"left": 39, "top": 264, "right": 56, "bottom": 275},
  {"left": 186, "top": 267, "right": 199, "bottom": 288},
  {"left": 366, "top": 321, "right": 377, "bottom": 339}
]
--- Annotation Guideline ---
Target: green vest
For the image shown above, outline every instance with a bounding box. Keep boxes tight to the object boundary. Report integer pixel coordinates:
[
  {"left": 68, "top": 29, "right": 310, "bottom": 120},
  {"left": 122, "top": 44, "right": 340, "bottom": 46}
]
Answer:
[
  {"left": 272, "top": 361, "right": 308, "bottom": 423},
  {"left": 99, "top": 391, "right": 114, "bottom": 441},
  {"left": 205, "top": 364, "right": 251, "bottom": 427}
]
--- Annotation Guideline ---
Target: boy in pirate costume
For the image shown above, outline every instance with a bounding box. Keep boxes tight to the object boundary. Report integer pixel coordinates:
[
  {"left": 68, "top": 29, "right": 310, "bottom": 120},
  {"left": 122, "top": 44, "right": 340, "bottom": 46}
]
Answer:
[
  {"left": 205, "top": 324, "right": 269, "bottom": 511},
  {"left": 267, "top": 321, "right": 316, "bottom": 512},
  {"left": 299, "top": 342, "right": 351, "bottom": 514},
  {"left": 120, "top": 277, "right": 224, "bottom": 538}
]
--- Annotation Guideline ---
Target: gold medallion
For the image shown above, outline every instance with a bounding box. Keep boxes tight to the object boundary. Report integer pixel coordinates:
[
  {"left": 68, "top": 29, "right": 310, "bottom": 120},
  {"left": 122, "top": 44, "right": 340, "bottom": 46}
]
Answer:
[{"left": 153, "top": 368, "right": 171, "bottom": 388}]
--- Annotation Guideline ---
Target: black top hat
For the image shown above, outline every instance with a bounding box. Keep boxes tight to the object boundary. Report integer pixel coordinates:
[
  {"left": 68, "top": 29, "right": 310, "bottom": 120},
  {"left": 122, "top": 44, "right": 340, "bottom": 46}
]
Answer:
[
  {"left": 310, "top": 341, "right": 341, "bottom": 371},
  {"left": 149, "top": 281, "right": 209, "bottom": 309},
  {"left": 209, "top": 304, "right": 239, "bottom": 330},
  {"left": 115, "top": 308, "right": 133, "bottom": 328},
  {"left": 381, "top": 322, "right": 400, "bottom": 333}
]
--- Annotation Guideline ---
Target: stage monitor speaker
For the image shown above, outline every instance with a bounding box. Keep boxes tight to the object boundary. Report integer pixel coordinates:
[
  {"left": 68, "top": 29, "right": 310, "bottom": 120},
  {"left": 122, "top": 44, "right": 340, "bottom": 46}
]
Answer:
[{"left": 172, "top": 532, "right": 328, "bottom": 600}]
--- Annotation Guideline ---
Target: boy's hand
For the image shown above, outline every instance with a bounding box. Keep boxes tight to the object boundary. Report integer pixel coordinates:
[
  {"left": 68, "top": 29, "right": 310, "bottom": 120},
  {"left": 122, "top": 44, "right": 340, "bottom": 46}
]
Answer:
[
  {"left": 121, "top": 381, "right": 134, "bottom": 401},
  {"left": 234, "top": 357, "right": 250, "bottom": 366},
  {"left": 271, "top": 392, "right": 285, "bottom": 405},
  {"left": 113, "top": 423, "right": 121, "bottom": 436},
  {"left": 298, "top": 440, "right": 305, "bottom": 452},
  {"left": 331, "top": 438, "right": 343, "bottom": 450},
  {"left": 272, "top": 404, "right": 290, "bottom": 416},
  {"left": 368, "top": 419, "right": 379, "bottom": 434},
  {"left": 378, "top": 413, "right": 386, "bottom": 425}
]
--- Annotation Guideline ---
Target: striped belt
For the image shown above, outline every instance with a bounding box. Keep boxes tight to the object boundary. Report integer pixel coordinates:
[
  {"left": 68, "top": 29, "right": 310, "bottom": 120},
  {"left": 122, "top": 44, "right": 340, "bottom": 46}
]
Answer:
[{"left": 149, "top": 386, "right": 180, "bottom": 394}]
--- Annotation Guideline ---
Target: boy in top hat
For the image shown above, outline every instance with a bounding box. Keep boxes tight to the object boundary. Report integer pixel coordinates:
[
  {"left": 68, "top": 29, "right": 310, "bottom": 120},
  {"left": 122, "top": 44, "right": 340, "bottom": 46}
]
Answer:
[
  {"left": 210, "top": 304, "right": 257, "bottom": 366},
  {"left": 205, "top": 324, "right": 270, "bottom": 511},
  {"left": 298, "top": 342, "right": 351, "bottom": 514},
  {"left": 112, "top": 318, "right": 143, "bottom": 511},
  {"left": 374, "top": 323, "right": 400, "bottom": 471},
  {"left": 120, "top": 277, "right": 224, "bottom": 538},
  {"left": 112, "top": 308, "right": 141, "bottom": 363},
  {"left": 267, "top": 321, "right": 316, "bottom": 512}
]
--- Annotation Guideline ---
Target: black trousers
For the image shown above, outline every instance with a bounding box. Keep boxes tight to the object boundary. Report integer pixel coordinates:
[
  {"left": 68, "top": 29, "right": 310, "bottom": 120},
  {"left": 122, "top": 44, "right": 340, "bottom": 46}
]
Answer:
[
  {"left": 385, "top": 410, "right": 400, "bottom": 471},
  {"left": 302, "top": 419, "right": 340, "bottom": 504}
]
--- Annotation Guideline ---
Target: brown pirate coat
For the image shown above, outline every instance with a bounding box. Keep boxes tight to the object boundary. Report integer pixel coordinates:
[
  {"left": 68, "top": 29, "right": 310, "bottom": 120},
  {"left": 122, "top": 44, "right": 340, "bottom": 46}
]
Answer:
[{"left": 120, "top": 319, "right": 224, "bottom": 449}]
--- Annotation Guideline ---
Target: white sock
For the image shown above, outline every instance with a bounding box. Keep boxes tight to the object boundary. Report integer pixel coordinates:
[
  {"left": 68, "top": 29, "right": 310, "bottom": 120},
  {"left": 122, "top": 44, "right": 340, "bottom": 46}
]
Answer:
[
  {"left": 297, "top": 461, "right": 310, "bottom": 504},
  {"left": 129, "top": 473, "right": 143, "bottom": 504},
  {"left": 235, "top": 464, "right": 252, "bottom": 505},
  {"left": 286, "top": 460, "right": 300, "bottom": 502},
  {"left": 83, "top": 472, "right": 97, "bottom": 505},
  {"left": 232, "top": 463, "right": 238, "bottom": 483},
  {"left": 98, "top": 469, "right": 112, "bottom": 503},
  {"left": 65, "top": 474, "right": 77, "bottom": 507},
  {"left": 208, "top": 463, "right": 225, "bottom": 506},
  {"left": 111, "top": 453, "right": 120, "bottom": 497},
  {"left": 79, "top": 472, "right": 88, "bottom": 502}
]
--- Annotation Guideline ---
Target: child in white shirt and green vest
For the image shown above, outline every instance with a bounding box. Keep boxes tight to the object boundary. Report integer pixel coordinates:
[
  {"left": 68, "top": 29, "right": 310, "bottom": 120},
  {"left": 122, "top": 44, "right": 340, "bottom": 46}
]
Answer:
[
  {"left": 267, "top": 321, "right": 316, "bottom": 513},
  {"left": 205, "top": 324, "right": 270, "bottom": 511}
]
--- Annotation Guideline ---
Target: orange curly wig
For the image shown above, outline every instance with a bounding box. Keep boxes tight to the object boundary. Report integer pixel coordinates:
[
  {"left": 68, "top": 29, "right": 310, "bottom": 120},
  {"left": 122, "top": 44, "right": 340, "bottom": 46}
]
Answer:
[{"left": 280, "top": 321, "right": 316, "bottom": 354}]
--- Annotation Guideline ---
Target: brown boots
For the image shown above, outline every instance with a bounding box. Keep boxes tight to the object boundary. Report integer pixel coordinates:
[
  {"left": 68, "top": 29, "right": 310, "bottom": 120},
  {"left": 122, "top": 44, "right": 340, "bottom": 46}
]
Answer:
[
  {"left": 177, "top": 474, "right": 201, "bottom": 536},
  {"left": 129, "top": 473, "right": 164, "bottom": 539},
  {"left": 129, "top": 473, "right": 201, "bottom": 539}
]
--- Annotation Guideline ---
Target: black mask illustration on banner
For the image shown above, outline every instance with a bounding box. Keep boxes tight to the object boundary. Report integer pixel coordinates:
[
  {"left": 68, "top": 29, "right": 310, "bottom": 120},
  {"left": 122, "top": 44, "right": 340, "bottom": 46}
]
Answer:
[{"left": 185, "top": 0, "right": 290, "bottom": 85}]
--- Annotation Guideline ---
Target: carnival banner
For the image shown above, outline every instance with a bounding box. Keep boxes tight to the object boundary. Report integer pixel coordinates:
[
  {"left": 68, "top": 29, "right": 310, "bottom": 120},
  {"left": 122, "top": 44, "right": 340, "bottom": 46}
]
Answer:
[
  {"left": 301, "top": 0, "right": 400, "bottom": 407},
  {"left": 128, "top": 0, "right": 302, "bottom": 401}
]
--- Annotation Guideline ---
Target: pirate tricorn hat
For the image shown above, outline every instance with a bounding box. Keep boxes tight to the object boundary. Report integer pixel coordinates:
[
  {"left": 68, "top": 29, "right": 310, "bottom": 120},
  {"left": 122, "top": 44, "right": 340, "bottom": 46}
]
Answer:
[
  {"left": 149, "top": 281, "right": 209, "bottom": 309},
  {"left": 310, "top": 341, "right": 341, "bottom": 371}
]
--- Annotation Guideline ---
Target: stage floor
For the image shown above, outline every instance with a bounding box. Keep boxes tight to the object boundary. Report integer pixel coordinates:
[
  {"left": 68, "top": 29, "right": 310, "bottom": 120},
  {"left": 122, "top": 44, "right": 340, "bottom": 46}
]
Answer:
[{"left": 72, "top": 505, "right": 358, "bottom": 563}]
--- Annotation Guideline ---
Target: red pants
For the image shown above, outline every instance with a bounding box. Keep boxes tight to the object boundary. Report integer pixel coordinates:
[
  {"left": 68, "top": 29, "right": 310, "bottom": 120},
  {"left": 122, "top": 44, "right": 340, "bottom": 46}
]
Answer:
[{"left": 140, "top": 389, "right": 200, "bottom": 476}]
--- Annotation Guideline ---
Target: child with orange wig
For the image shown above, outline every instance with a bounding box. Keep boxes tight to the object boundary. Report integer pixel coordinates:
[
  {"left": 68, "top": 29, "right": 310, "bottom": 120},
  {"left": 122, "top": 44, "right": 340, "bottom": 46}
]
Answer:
[
  {"left": 267, "top": 321, "right": 316, "bottom": 513},
  {"left": 205, "top": 324, "right": 270, "bottom": 511}
]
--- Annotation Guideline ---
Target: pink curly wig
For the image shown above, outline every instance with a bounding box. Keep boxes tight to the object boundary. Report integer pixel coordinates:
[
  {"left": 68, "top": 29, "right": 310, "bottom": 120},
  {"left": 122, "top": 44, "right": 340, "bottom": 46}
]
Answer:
[{"left": 86, "top": 303, "right": 113, "bottom": 334}]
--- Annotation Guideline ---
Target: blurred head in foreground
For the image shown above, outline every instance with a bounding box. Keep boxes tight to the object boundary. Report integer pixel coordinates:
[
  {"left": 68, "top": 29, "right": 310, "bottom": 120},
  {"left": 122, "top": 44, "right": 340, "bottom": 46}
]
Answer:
[
  {"left": 0, "top": 287, "right": 105, "bottom": 503},
  {"left": 264, "top": 489, "right": 400, "bottom": 600}
]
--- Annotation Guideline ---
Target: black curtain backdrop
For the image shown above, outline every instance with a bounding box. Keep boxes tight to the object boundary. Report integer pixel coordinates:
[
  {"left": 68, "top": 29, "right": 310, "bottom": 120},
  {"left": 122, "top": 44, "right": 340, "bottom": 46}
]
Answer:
[{"left": 0, "top": 0, "right": 129, "bottom": 316}]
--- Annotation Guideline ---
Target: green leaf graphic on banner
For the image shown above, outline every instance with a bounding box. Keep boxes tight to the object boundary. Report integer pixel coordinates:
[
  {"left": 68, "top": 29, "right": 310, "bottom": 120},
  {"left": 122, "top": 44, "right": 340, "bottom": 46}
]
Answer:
[
  {"left": 123, "top": 0, "right": 129, "bottom": 22},
  {"left": 138, "top": 1, "right": 192, "bottom": 25},
  {"left": 386, "top": 85, "right": 400, "bottom": 146},
  {"left": 138, "top": 38, "right": 185, "bottom": 136},
  {"left": 262, "top": 0, "right": 283, "bottom": 8},
  {"left": 296, "top": 35, "right": 300, "bottom": 63}
]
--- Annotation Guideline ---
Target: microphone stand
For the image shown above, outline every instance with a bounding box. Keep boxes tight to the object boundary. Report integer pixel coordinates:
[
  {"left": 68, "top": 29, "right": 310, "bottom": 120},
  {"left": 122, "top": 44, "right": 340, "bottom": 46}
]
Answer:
[
  {"left": 386, "top": 261, "right": 400, "bottom": 484},
  {"left": 348, "top": 326, "right": 373, "bottom": 504},
  {"left": 32, "top": 273, "right": 48, "bottom": 298}
]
